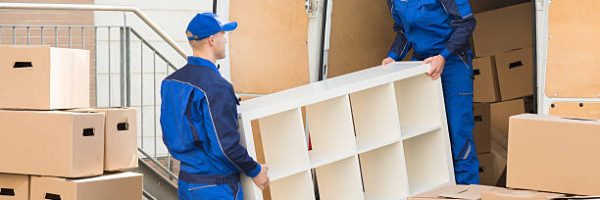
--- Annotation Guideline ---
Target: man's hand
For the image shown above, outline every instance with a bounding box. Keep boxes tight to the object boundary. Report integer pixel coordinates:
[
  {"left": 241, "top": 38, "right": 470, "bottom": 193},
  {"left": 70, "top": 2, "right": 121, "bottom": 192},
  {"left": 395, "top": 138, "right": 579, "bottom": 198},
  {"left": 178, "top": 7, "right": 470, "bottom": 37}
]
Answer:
[
  {"left": 382, "top": 57, "right": 395, "bottom": 66},
  {"left": 424, "top": 55, "right": 445, "bottom": 80},
  {"left": 253, "top": 165, "right": 270, "bottom": 190}
]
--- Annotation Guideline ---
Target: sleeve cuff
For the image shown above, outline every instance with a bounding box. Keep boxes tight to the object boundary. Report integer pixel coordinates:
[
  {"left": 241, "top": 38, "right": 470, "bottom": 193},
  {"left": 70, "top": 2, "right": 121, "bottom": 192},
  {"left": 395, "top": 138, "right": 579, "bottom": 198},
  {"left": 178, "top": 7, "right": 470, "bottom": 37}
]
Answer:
[
  {"left": 247, "top": 163, "right": 262, "bottom": 178},
  {"left": 387, "top": 52, "right": 400, "bottom": 61},
  {"left": 440, "top": 48, "right": 452, "bottom": 59}
]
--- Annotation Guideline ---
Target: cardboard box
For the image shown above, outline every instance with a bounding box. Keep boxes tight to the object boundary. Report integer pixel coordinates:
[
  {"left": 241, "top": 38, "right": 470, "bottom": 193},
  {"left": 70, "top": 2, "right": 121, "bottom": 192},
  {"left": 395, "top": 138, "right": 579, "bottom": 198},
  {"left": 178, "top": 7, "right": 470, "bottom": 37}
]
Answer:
[
  {"left": 490, "top": 141, "right": 507, "bottom": 187},
  {"left": 473, "top": 57, "right": 500, "bottom": 103},
  {"left": 479, "top": 142, "right": 507, "bottom": 187},
  {"left": 473, "top": 3, "right": 533, "bottom": 57},
  {"left": 495, "top": 48, "right": 533, "bottom": 101},
  {"left": 490, "top": 99, "right": 525, "bottom": 149},
  {"left": 71, "top": 108, "right": 138, "bottom": 171},
  {"left": 469, "top": 0, "right": 530, "bottom": 13},
  {"left": 0, "top": 110, "right": 104, "bottom": 178},
  {"left": 481, "top": 189, "right": 564, "bottom": 200},
  {"left": 0, "top": 174, "right": 29, "bottom": 200},
  {"left": 410, "top": 184, "right": 565, "bottom": 200},
  {"left": 408, "top": 184, "right": 547, "bottom": 200},
  {"left": 30, "top": 172, "right": 143, "bottom": 200},
  {"left": 477, "top": 153, "right": 494, "bottom": 186},
  {"left": 409, "top": 184, "right": 493, "bottom": 200},
  {"left": 0, "top": 45, "right": 90, "bottom": 110},
  {"left": 473, "top": 103, "right": 491, "bottom": 153},
  {"left": 550, "top": 101, "right": 600, "bottom": 120},
  {"left": 507, "top": 114, "right": 600, "bottom": 195}
]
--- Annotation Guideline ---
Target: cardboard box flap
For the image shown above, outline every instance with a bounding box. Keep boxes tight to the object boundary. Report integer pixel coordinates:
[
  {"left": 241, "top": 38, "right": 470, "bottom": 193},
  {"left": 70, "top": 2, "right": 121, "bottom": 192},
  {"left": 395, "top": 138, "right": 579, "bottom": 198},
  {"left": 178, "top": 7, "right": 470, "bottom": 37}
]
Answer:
[
  {"left": 510, "top": 114, "right": 600, "bottom": 124},
  {"left": 412, "top": 185, "right": 470, "bottom": 199},
  {"left": 442, "top": 185, "right": 503, "bottom": 200},
  {"left": 412, "top": 185, "right": 503, "bottom": 200},
  {"left": 553, "top": 196, "right": 600, "bottom": 200},
  {"left": 482, "top": 189, "right": 565, "bottom": 200}
]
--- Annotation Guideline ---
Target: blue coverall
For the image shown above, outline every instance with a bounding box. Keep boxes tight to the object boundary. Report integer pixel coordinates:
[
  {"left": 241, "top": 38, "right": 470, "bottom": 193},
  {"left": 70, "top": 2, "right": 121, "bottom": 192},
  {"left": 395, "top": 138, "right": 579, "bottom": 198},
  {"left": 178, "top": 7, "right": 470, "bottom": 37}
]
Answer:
[
  {"left": 161, "top": 56, "right": 261, "bottom": 200},
  {"left": 386, "top": 0, "right": 479, "bottom": 184}
]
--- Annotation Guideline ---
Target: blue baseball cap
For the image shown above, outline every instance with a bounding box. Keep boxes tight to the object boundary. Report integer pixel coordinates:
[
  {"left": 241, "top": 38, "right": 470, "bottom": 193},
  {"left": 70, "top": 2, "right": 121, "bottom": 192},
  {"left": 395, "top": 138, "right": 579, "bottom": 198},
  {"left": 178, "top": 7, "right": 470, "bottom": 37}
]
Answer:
[{"left": 186, "top": 12, "right": 238, "bottom": 41}]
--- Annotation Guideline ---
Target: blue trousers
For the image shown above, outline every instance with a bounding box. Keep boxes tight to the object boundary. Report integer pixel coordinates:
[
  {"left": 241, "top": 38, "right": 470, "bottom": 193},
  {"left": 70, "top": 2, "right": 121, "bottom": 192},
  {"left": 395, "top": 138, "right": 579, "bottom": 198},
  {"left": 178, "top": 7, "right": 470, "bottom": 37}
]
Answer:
[
  {"left": 178, "top": 180, "right": 243, "bottom": 200},
  {"left": 414, "top": 53, "right": 480, "bottom": 184}
]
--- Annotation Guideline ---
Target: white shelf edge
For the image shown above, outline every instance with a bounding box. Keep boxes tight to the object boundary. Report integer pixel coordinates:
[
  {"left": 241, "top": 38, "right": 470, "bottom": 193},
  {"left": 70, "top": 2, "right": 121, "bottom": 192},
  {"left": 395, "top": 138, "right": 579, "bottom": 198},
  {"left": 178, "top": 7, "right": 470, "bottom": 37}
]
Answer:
[
  {"left": 270, "top": 166, "right": 311, "bottom": 182},
  {"left": 401, "top": 124, "right": 442, "bottom": 141},
  {"left": 239, "top": 63, "right": 430, "bottom": 121},
  {"left": 309, "top": 151, "right": 358, "bottom": 169},
  {"left": 358, "top": 137, "right": 402, "bottom": 154}
]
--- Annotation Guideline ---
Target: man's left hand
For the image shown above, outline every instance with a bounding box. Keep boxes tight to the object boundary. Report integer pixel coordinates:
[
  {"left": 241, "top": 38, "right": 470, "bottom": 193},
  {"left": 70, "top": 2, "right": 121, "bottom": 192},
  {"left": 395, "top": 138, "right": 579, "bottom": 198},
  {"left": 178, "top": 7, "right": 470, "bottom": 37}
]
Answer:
[{"left": 424, "top": 55, "right": 445, "bottom": 80}]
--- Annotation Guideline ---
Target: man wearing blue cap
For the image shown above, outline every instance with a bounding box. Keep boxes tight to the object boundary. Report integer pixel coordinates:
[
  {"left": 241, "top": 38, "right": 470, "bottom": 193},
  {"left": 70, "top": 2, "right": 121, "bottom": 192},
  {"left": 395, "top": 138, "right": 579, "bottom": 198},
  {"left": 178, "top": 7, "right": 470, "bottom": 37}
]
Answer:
[
  {"left": 381, "top": 0, "right": 479, "bottom": 184},
  {"left": 160, "top": 12, "right": 269, "bottom": 200}
]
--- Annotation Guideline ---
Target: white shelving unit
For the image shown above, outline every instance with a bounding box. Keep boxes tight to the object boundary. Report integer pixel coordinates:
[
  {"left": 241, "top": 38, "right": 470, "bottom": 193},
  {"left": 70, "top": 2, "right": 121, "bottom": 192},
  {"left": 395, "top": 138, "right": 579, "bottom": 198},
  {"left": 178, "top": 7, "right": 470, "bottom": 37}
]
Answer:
[{"left": 238, "top": 62, "right": 454, "bottom": 200}]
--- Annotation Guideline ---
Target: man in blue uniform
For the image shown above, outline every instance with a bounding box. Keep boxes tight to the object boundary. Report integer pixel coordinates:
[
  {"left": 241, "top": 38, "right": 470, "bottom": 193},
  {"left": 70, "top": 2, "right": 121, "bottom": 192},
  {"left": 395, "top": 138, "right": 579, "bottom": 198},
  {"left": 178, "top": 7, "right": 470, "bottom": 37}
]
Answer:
[
  {"left": 382, "top": 0, "right": 479, "bottom": 184},
  {"left": 160, "top": 13, "right": 269, "bottom": 199}
]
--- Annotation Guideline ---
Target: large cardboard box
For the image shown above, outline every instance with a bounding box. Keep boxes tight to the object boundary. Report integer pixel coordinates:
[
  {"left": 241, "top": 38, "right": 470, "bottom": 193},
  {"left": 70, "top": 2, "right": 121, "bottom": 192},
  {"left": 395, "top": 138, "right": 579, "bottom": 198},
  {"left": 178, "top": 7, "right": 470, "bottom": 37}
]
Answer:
[
  {"left": 490, "top": 99, "right": 525, "bottom": 149},
  {"left": 507, "top": 114, "right": 600, "bottom": 195},
  {"left": 0, "top": 45, "right": 90, "bottom": 110},
  {"left": 0, "top": 174, "right": 29, "bottom": 200},
  {"left": 0, "top": 110, "right": 104, "bottom": 178},
  {"left": 71, "top": 108, "right": 138, "bottom": 171},
  {"left": 30, "top": 172, "right": 142, "bottom": 200},
  {"left": 473, "top": 57, "right": 500, "bottom": 103},
  {"left": 495, "top": 48, "right": 533, "bottom": 101},
  {"left": 550, "top": 101, "right": 600, "bottom": 120},
  {"left": 473, "top": 103, "right": 491, "bottom": 153},
  {"left": 473, "top": 3, "right": 533, "bottom": 57}
]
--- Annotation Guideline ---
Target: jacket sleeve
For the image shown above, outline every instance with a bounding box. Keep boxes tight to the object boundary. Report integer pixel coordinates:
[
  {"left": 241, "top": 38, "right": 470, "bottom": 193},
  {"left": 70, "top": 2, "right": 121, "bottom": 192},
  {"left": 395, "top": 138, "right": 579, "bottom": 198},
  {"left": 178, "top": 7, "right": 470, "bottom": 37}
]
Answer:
[
  {"left": 387, "top": 0, "right": 412, "bottom": 61},
  {"left": 188, "top": 88, "right": 262, "bottom": 178},
  {"left": 439, "top": 0, "right": 476, "bottom": 59}
]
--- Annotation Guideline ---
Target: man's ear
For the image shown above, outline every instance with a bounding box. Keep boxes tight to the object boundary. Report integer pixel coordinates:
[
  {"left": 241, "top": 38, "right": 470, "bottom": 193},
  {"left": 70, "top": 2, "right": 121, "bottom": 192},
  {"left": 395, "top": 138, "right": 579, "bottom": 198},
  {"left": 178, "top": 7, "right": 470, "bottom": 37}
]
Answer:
[{"left": 208, "top": 36, "right": 216, "bottom": 47}]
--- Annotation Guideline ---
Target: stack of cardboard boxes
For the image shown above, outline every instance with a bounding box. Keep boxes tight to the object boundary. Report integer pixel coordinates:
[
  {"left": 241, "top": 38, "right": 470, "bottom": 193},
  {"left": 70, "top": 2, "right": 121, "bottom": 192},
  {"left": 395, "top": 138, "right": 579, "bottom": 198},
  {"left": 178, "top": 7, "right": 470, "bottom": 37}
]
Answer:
[
  {"left": 0, "top": 45, "right": 142, "bottom": 200},
  {"left": 470, "top": 2, "right": 535, "bottom": 186}
]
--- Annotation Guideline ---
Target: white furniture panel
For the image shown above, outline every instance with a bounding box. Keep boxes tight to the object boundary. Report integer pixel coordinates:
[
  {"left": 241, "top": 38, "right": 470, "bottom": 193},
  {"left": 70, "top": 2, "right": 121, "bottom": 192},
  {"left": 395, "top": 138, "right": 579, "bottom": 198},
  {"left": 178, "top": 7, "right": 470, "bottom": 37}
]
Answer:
[
  {"left": 350, "top": 83, "right": 403, "bottom": 154},
  {"left": 314, "top": 156, "right": 364, "bottom": 200},
  {"left": 269, "top": 171, "right": 316, "bottom": 200},
  {"left": 403, "top": 129, "right": 452, "bottom": 195},
  {"left": 305, "top": 95, "right": 357, "bottom": 168},
  {"left": 394, "top": 74, "right": 443, "bottom": 139},
  {"left": 360, "top": 142, "right": 410, "bottom": 199},
  {"left": 238, "top": 62, "right": 454, "bottom": 200},
  {"left": 257, "top": 108, "right": 310, "bottom": 181}
]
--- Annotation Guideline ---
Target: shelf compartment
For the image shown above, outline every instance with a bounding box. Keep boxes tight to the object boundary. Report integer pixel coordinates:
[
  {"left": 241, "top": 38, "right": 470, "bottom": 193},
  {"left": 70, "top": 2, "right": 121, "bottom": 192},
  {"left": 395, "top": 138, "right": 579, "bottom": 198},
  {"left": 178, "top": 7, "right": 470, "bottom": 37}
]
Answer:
[{"left": 305, "top": 95, "right": 358, "bottom": 168}]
